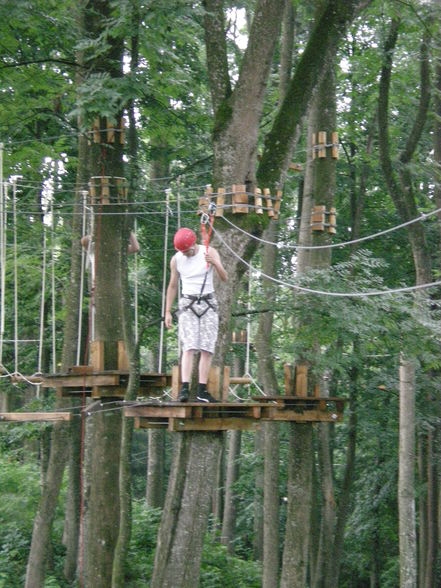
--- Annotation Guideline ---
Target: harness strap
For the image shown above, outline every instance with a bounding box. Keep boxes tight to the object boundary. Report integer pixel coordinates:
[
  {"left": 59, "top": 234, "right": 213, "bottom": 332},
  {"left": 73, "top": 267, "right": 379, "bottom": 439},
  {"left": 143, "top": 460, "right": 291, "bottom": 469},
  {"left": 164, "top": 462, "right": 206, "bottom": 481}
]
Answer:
[{"left": 181, "top": 295, "right": 217, "bottom": 318}]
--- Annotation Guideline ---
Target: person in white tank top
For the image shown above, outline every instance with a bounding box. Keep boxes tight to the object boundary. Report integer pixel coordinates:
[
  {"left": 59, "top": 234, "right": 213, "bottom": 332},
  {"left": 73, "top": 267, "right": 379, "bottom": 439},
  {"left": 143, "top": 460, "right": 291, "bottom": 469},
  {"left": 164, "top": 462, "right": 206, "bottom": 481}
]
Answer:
[{"left": 165, "top": 227, "right": 227, "bottom": 402}]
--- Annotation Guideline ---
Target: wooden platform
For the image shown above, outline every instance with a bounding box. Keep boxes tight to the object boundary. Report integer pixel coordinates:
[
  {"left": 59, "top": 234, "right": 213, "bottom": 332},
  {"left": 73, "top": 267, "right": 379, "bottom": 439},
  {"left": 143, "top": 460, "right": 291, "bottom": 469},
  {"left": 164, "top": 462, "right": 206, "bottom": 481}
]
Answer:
[
  {"left": 124, "top": 396, "right": 347, "bottom": 431},
  {"left": 11, "top": 370, "right": 172, "bottom": 399},
  {"left": 0, "top": 412, "right": 73, "bottom": 423}
]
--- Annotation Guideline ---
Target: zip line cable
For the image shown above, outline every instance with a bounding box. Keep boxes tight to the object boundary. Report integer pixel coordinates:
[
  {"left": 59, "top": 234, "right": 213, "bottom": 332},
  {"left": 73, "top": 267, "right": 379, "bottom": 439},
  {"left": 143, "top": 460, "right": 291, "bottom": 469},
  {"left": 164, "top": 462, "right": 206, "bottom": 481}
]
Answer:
[
  {"left": 220, "top": 206, "right": 441, "bottom": 250},
  {"left": 212, "top": 227, "right": 441, "bottom": 298}
]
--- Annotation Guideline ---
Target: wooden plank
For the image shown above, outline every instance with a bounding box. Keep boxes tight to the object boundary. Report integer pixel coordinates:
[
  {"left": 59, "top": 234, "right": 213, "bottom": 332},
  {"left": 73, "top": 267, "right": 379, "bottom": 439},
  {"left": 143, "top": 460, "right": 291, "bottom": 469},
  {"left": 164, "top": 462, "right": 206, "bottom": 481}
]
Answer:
[
  {"left": 254, "top": 188, "right": 263, "bottom": 214},
  {"left": 171, "top": 365, "right": 181, "bottom": 400},
  {"left": 251, "top": 396, "right": 347, "bottom": 403},
  {"left": 169, "top": 417, "right": 260, "bottom": 432},
  {"left": 295, "top": 364, "right": 308, "bottom": 396},
  {"left": 124, "top": 405, "right": 192, "bottom": 418},
  {"left": 0, "top": 412, "right": 72, "bottom": 422},
  {"left": 231, "top": 184, "right": 248, "bottom": 213},
  {"left": 48, "top": 374, "right": 121, "bottom": 388},
  {"left": 328, "top": 207, "right": 337, "bottom": 234},
  {"left": 331, "top": 131, "right": 339, "bottom": 159},
  {"left": 273, "top": 190, "right": 282, "bottom": 220},
  {"left": 229, "top": 376, "right": 252, "bottom": 386},
  {"left": 263, "top": 188, "right": 274, "bottom": 217},
  {"left": 135, "top": 418, "right": 169, "bottom": 429},
  {"left": 311, "top": 205, "right": 326, "bottom": 231},
  {"left": 91, "top": 386, "right": 126, "bottom": 399},
  {"left": 118, "top": 340, "right": 129, "bottom": 371},
  {"left": 107, "top": 119, "right": 115, "bottom": 143},
  {"left": 262, "top": 407, "right": 342, "bottom": 423},
  {"left": 215, "top": 187, "right": 225, "bottom": 217},
  {"left": 284, "top": 363, "right": 293, "bottom": 395},
  {"left": 318, "top": 131, "right": 327, "bottom": 158},
  {"left": 207, "top": 365, "right": 221, "bottom": 400},
  {"left": 90, "top": 340, "right": 104, "bottom": 371},
  {"left": 223, "top": 365, "right": 230, "bottom": 401},
  {"left": 69, "top": 365, "right": 95, "bottom": 375}
]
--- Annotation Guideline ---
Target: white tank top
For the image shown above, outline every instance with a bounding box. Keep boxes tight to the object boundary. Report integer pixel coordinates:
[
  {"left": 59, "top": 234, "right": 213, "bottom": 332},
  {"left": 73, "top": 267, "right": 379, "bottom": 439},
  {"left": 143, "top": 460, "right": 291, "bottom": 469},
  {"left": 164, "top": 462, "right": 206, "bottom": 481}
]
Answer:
[{"left": 175, "top": 245, "right": 214, "bottom": 295}]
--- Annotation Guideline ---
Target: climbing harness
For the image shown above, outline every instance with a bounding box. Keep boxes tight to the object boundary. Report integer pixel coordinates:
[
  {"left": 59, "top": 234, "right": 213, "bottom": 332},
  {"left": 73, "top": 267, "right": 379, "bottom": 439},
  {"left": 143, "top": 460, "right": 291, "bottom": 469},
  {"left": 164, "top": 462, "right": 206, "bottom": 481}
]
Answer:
[{"left": 180, "top": 202, "right": 217, "bottom": 319}]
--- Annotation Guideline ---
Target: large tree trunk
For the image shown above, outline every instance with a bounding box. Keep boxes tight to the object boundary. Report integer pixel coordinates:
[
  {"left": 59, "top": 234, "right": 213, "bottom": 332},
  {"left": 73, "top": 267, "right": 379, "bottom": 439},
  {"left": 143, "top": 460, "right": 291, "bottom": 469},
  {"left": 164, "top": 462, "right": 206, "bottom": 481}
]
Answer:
[
  {"left": 280, "top": 425, "right": 313, "bottom": 588},
  {"left": 150, "top": 433, "right": 223, "bottom": 588},
  {"left": 81, "top": 0, "right": 127, "bottom": 585}
]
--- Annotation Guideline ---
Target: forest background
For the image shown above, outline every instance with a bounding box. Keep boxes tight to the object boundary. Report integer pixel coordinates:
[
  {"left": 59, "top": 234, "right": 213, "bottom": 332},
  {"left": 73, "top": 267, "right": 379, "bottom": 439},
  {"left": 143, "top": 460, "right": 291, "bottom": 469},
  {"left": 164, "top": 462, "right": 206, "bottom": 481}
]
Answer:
[{"left": 0, "top": 0, "right": 441, "bottom": 587}]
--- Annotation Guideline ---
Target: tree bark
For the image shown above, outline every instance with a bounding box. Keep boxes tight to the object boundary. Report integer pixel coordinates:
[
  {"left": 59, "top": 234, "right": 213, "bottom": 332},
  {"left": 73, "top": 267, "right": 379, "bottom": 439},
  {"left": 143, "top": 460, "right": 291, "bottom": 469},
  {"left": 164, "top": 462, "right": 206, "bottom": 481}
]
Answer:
[
  {"left": 221, "top": 430, "right": 241, "bottom": 553},
  {"left": 399, "top": 359, "right": 417, "bottom": 588},
  {"left": 81, "top": 0, "right": 126, "bottom": 584},
  {"left": 146, "top": 431, "right": 166, "bottom": 508},
  {"left": 151, "top": 433, "right": 223, "bottom": 588},
  {"left": 280, "top": 425, "right": 313, "bottom": 588}
]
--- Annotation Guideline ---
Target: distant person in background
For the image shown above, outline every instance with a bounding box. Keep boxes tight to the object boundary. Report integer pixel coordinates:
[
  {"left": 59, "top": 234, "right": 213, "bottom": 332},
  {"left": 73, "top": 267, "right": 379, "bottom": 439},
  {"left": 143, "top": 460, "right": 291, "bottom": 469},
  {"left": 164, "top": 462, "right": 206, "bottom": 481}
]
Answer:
[{"left": 165, "top": 227, "right": 227, "bottom": 403}]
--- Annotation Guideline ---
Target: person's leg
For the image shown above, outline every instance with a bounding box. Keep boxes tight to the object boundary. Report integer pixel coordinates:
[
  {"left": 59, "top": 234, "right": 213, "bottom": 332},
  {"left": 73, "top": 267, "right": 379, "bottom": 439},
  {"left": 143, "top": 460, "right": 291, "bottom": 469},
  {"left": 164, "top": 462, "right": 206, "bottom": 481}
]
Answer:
[
  {"left": 198, "top": 350, "right": 213, "bottom": 384},
  {"left": 181, "top": 349, "right": 195, "bottom": 382},
  {"left": 196, "top": 350, "right": 219, "bottom": 402}
]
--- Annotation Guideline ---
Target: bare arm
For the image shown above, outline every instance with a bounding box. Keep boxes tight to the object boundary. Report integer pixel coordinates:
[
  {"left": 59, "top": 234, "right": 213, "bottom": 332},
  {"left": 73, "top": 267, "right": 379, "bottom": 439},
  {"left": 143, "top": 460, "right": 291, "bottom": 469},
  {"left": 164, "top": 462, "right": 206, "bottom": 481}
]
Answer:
[
  {"left": 165, "top": 256, "right": 179, "bottom": 328},
  {"left": 128, "top": 232, "right": 140, "bottom": 254},
  {"left": 81, "top": 235, "right": 91, "bottom": 250},
  {"left": 205, "top": 246, "right": 227, "bottom": 281}
]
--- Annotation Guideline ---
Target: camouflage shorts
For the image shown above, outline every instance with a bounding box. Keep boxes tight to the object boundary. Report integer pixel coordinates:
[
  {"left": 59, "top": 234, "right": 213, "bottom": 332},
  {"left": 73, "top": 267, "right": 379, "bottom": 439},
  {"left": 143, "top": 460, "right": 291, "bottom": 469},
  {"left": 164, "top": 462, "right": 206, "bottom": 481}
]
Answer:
[{"left": 178, "top": 296, "right": 219, "bottom": 354}]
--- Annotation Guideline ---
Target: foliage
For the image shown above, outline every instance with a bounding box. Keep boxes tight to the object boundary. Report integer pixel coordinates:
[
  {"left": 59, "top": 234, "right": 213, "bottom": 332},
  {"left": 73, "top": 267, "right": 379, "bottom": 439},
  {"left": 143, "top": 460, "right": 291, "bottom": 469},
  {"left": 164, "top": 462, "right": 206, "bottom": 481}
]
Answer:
[{"left": 0, "top": 454, "right": 42, "bottom": 586}]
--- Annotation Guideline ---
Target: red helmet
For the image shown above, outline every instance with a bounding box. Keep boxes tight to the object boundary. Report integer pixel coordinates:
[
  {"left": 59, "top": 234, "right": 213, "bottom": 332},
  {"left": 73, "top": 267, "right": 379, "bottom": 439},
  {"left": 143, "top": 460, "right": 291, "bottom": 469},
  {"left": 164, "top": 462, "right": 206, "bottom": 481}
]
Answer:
[{"left": 174, "top": 228, "right": 196, "bottom": 251}]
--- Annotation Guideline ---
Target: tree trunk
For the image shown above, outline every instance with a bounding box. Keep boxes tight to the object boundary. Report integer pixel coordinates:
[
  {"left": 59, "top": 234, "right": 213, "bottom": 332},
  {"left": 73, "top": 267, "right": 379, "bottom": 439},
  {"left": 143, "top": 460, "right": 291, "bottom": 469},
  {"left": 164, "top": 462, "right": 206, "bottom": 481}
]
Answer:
[
  {"left": 254, "top": 221, "right": 280, "bottom": 587},
  {"left": 263, "top": 421, "right": 280, "bottom": 588},
  {"left": 151, "top": 433, "right": 223, "bottom": 588},
  {"left": 280, "top": 425, "right": 313, "bottom": 588},
  {"left": 253, "top": 428, "right": 264, "bottom": 561},
  {"left": 146, "top": 431, "right": 166, "bottom": 508},
  {"left": 221, "top": 430, "right": 241, "bottom": 553},
  {"left": 398, "top": 359, "right": 417, "bottom": 587},
  {"left": 81, "top": 0, "right": 126, "bottom": 584}
]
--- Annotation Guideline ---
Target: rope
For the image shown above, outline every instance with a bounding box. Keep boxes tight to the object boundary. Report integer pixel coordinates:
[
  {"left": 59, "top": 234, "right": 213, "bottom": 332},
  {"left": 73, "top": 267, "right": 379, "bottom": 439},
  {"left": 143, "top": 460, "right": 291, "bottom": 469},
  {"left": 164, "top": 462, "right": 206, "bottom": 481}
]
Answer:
[
  {"left": 158, "top": 191, "right": 171, "bottom": 373},
  {"left": 134, "top": 218, "right": 139, "bottom": 343},
  {"left": 0, "top": 177, "right": 6, "bottom": 366},
  {"left": 12, "top": 180, "right": 18, "bottom": 372},
  {"left": 77, "top": 191, "right": 88, "bottom": 364},
  {"left": 200, "top": 202, "right": 216, "bottom": 266},
  {"left": 37, "top": 224, "right": 47, "bottom": 397},
  {"left": 213, "top": 226, "right": 441, "bottom": 298},
  {"left": 50, "top": 199, "right": 56, "bottom": 372},
  {"left": 220, "top": 205, "right": 441, "bottom": 251}
]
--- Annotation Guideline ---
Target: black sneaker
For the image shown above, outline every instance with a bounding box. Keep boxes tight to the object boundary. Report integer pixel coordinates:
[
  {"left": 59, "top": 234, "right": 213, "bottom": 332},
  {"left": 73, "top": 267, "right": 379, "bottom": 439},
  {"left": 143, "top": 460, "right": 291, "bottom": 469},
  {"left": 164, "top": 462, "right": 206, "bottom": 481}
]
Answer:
[
  {"left": 177, "top": 388, "right": 189, "bottom": 402},
  {"left": 196, "top": 390, "right": 219, "bottom": 403}
]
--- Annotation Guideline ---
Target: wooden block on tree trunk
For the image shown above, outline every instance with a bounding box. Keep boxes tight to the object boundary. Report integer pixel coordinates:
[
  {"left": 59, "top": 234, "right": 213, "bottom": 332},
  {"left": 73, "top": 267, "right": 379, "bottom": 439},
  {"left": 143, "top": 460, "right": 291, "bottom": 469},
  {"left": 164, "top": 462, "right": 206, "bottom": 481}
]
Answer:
[
  {"left": 171, "top": 365, "right": 181, "bottom": 400},
  {"left": 215, "top": 187, "right": 225, "bottom": 217},
  {"left": 232, "top": 184, "right": 248, "bottom": 213}
]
